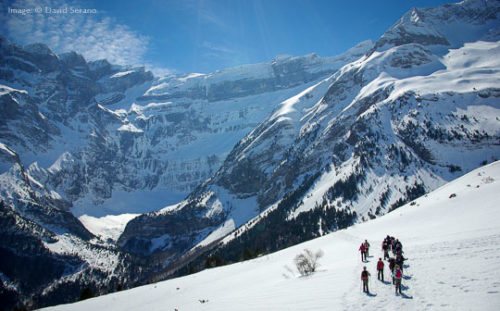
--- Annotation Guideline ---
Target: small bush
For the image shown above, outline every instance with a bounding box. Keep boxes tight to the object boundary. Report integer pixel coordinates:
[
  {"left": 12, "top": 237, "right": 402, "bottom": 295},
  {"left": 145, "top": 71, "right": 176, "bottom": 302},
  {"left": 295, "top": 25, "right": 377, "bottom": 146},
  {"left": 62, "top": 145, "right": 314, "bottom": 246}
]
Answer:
[{"left": 294, "top": 249, "right": 324, "bottom": 276}]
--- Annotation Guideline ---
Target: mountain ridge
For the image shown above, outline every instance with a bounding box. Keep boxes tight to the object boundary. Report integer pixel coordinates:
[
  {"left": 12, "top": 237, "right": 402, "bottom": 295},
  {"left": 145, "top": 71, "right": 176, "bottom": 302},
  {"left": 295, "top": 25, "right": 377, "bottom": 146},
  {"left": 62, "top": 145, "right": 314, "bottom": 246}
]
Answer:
[
  {"left": 0, "top": 32, "right": 372, "bottom": 309},
  {"left": 118, "top": 0, "right": 500, "bottom": 277}
]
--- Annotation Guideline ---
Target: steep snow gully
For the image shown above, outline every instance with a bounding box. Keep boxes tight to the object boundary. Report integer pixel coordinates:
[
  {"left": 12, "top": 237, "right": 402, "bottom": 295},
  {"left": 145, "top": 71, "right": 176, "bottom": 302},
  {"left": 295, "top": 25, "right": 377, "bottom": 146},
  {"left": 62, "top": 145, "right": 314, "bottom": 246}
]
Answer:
[{"left": 43, "top": 161, "right": 500, "bottom": 310}]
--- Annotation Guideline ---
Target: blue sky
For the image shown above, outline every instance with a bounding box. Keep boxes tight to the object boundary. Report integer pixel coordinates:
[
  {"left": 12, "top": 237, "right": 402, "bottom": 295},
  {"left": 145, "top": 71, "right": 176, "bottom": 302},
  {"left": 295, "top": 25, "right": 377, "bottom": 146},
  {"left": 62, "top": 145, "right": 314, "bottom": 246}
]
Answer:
[{"left": 2, "top": 0, "right": 457, "bottom": 75}]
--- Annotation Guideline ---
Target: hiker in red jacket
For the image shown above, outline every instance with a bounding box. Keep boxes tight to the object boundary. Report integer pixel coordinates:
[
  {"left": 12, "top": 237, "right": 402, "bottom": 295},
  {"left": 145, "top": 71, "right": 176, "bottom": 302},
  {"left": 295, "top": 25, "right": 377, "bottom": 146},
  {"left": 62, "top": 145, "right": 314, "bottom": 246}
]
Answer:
[
  {"left": 376, "top": 258, "right": 384, "bottom": 282},
  {"left": 361, "top": 266, "right": 370, "bottom": 293},
  {"left": 359, "top": 243, "right": 367, "bottom": 261}
]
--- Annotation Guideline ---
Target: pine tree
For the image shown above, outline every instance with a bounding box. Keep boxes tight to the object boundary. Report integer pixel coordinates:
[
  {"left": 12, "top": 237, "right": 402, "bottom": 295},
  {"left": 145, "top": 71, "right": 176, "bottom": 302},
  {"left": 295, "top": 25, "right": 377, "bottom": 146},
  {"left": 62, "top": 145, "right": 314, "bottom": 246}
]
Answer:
[
  {"left": 242, "top": 247, "right": 254, "bottom": 260},
  {"left": 78, "top": 287, "right": 94, "bottom": 301}
]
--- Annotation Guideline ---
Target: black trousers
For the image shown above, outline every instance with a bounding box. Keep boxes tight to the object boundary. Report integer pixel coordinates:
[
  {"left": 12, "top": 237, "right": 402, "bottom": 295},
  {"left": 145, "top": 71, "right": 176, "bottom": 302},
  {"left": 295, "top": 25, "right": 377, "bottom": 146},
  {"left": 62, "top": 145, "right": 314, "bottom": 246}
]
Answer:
[
  {"left": 361, "top": 251, "right": 367, "bottom": 261},
  {"left": 395, "top": 278, "right": 402, "bottom": 293},
  {"left": 377, "top": 269, "right": 384, "bottom": 281},
  {"left": 363, "top": 279, "right": 369, "bottom": 292}
]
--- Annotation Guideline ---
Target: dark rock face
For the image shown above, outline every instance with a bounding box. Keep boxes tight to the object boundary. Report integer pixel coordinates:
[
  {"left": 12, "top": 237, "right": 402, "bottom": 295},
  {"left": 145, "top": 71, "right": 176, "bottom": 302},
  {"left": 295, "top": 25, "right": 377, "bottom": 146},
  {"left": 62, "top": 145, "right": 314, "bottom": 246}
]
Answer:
[
  {"left": 0, "top": 159, "right": 136, "bottom": 309},
  {"left": 0, "top": 204, "right": 83, "bottom": 305},
  {"left": 118, "top": 198, "right": 224, "bottom": 255},
  {"left": 138, "top": 51, "right": 370, "bottom": 103},
  {"left": 0, "top": 38, "right": 154, "bottom": 309},
  {"left": 105, "top": 68, "right": 153, "bottom": 93},
  {"left": 0, "top": 36, "right": 155, "bottom": 206}
]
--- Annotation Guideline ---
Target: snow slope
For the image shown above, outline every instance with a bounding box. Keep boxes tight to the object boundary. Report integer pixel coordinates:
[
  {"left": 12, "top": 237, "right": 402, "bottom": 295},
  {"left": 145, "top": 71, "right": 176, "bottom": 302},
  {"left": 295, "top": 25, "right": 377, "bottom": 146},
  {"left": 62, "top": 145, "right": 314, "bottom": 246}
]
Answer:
[
  {"left": 42, "top": 161, "right": 500, "bottom": 311},
  {"left": 79, "top": 213, "right": 139, "bottom": 242}
]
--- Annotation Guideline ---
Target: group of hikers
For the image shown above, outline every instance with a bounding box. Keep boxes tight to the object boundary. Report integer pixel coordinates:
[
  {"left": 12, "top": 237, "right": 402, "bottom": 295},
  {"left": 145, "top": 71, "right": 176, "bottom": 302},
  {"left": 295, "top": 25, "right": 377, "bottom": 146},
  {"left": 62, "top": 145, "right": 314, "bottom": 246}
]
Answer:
[{"left": 359, "top": 235, "right": 406, "bottom": 295}]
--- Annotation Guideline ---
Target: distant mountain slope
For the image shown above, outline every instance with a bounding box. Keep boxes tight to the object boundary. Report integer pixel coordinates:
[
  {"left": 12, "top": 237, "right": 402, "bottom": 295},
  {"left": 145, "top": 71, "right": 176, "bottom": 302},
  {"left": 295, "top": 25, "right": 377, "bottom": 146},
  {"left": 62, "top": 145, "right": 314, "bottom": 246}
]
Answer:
[
  {"left": 0, "top": 30, "right": 371, "bottom": 309},
  {"left": 0, "top": 38, "right": 152, "bottom": 309},
  {"left": 42, "top": 161, "right": 500, "bottom": 311},
  {"left": 119, "top": 0, "right": 500, "bottom": 273},
  {"left": 0, "top": 36, "right": 371, "bottom": 217},
  {"left": 0, "top": 161, "right": 134, "bottom": 310}
]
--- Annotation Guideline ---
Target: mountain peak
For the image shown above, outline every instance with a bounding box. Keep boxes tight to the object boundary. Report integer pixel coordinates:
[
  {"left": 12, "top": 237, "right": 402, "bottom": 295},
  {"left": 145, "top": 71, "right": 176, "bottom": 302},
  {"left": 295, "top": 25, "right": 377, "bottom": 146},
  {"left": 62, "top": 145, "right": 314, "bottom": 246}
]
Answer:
[
  {"left": 23, "top": 42, "right": 55, "bottom": 56},
  {"left": 60, "top": 51, "right": 87, "bottom": 67},
  {"left": 368, "top": 0, "right": 500, "bottom": 55}
]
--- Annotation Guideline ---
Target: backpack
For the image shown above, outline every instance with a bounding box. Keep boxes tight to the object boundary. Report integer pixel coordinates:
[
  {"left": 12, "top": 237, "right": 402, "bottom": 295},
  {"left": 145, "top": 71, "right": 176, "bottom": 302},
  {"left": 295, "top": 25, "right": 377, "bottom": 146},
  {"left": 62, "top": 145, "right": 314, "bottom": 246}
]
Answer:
[
  {"left": 361, "top": 270, "right": 369, "bottom": 280},
  {"left": 377, "top": 261, "right": 384, "bottom": 270},
  {"left": 395, "top": 269, "right": 402, "bottom": 279}
]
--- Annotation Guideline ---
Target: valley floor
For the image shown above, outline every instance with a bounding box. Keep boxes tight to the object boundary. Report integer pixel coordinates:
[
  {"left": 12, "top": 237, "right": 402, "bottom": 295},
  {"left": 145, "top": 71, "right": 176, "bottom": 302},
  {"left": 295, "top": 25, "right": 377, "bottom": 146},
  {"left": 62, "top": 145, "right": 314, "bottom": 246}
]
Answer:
[{"left": 41, "top": 162, "right": 500, "bottom": 310}]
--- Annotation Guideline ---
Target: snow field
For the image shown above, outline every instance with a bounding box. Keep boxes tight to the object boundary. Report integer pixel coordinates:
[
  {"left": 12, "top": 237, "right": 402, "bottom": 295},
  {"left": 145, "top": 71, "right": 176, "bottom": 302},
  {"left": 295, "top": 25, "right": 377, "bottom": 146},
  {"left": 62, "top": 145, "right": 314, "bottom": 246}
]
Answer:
[
  {"left": 43, "top": 234, "right": 121, "bottom": 275},
  {"left": 78, "top": 213, "right": 139, "bottom": 242},
  {"left": 41, "top": 161, "right": 500, "bottom": 310}
]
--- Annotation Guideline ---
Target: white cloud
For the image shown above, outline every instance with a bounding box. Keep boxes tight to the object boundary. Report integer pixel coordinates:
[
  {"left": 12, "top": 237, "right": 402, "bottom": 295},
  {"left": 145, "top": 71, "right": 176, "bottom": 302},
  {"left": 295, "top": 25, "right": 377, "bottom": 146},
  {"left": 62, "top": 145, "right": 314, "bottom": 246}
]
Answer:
[
  {"left": 145, "top": 64, "right": 175, "bottom": 77},
  {"left": 202, "top": 41, "right": 234, "bottom": 54},
  {"left": 3, "top": 0, "right": 149, "bottom": 66}
]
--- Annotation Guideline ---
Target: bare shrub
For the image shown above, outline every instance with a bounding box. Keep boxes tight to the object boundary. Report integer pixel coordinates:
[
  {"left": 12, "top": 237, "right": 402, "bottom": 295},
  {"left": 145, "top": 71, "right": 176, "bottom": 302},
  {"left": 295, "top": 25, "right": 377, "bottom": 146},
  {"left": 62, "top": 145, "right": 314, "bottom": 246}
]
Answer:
[{"left": 294, "top": 249, "right": 324, "bottom": 276}]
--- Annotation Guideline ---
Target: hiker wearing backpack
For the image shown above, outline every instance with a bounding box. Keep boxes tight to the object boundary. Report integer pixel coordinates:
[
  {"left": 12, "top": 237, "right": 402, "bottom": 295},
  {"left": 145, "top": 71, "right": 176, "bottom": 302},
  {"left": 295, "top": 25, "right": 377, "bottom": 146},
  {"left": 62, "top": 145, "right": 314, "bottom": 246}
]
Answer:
[
  {"left": 389, "top": 257, "right": 396, "bottom": 284},
  {"left": 361, "top": 266, "right": 371, "bottom": 293},
  {"left": 359, "top": 243, "right": 367, "bottom": 261},
  {"left": 394, "top": 239, "right": 403, "bottom": 255},
  {"left": 382, "top": 241, "right": 390, "bottom": 260},
  {"left": 376, "top": 258, "right": 384, "bottom": 282},
  {"left": 396, "top": 251, "right": 405, "bottom": 272},
  {"left": 393, "top": 265, "right": 403, "bottom": 294},
  {"left": 391, "top": 238, "right": 397, "bottom": 255},
  {"left": 363, "top": 239, "right": 371, "bottom": 257}
]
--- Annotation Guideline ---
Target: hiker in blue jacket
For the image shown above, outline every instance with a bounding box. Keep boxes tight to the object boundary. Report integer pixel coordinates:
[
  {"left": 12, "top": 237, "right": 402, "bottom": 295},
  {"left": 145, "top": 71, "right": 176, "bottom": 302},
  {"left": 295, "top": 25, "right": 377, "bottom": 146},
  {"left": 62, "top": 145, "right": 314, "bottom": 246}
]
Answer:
[{"left": 393, "top": 265, "right": 403, "bottom": 294}]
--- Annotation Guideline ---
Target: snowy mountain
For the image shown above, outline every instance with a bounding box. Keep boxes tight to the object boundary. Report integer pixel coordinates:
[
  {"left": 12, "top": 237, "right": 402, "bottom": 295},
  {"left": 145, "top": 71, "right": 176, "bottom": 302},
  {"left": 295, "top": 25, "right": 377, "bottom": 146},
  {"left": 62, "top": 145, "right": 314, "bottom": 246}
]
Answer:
[
  {"left": 0, "top": 38, "right": 148, "bottom": 309},
  {"left": 119, "top": 0, "right": 500, "bottom": 275},
  {"left": 2, "top": 0, "right": 500, "bottom": 309},
  {"left": 0, "top": 31, "right": 371, "bottom": 309},
  {"left": 0, "top": 35, "right": 371, "bottom": 218},
  {"left": 42, "top": 160, "right": 500, "bottom": 311}
]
